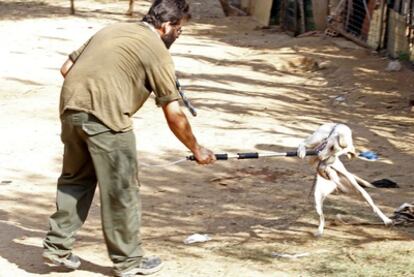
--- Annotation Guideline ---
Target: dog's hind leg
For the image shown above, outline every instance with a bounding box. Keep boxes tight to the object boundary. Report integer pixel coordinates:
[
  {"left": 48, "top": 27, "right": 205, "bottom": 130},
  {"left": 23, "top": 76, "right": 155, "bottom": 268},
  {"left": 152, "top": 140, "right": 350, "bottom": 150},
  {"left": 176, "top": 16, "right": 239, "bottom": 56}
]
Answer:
[
  {"left": 350, "top": 175, "right": 392, "bottom": 225},
  {"left": 314, "top": 173, "right": 337, "bottom": 237},
  {"left": 332, "top": 163, "right": 393, "bottom": 225}
]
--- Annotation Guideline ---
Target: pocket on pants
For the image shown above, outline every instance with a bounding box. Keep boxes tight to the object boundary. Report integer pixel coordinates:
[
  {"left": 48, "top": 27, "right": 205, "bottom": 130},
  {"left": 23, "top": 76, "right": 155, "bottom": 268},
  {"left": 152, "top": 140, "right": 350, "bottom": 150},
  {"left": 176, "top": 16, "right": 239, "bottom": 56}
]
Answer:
[{"left": 82, "top": 122, "right": 111, "bottom": 136}]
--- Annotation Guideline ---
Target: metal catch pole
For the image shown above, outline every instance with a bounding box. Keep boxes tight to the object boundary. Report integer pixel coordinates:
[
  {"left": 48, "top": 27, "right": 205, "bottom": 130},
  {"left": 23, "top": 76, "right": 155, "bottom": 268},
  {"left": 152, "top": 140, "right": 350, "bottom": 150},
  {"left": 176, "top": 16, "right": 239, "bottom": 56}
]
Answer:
[{"left": 187, "top": 150, "right": 318, "bottom": 161}]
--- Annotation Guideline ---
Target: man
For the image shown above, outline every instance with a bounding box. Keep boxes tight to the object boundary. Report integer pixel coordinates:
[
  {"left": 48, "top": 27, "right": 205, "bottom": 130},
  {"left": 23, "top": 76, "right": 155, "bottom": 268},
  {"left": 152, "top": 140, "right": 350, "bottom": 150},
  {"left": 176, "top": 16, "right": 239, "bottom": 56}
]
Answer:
[{"left": 42, "top": 0, "right": 216, "bottom": 276}]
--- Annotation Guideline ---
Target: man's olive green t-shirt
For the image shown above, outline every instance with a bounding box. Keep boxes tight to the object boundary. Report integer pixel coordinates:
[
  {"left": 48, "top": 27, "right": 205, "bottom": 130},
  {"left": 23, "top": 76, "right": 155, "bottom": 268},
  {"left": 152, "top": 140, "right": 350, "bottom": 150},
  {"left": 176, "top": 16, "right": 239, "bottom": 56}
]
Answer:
[{"left": 60, "top": 22, "right": 180, "bottom": 132}]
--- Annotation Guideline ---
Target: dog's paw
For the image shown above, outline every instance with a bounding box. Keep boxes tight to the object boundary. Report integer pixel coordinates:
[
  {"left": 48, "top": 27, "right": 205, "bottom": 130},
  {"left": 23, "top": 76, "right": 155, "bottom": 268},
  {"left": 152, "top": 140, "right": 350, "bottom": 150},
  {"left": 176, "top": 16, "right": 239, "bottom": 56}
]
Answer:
[
  {"left": 313, "top": 230, "right": 323, "bottom": 238},
  {"left": 383, "top": 218, "right": 393, "bottom": 226},
  {"left": 297, "top": 144, "right": 307, "bottom": 159}
]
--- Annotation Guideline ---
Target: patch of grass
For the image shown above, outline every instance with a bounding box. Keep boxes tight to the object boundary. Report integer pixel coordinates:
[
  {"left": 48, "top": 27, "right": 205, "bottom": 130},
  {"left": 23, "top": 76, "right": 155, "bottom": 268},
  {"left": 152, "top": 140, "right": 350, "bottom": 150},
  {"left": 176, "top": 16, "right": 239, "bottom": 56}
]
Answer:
[
  {"left": 398, "top": 52, "right": 410, "bottom": 61},
  {"left": 215, "top": 244, "right": 275, "bottom": 263},
  {"left": 305, "top": 241, "right": 414, "bottom": 276}
]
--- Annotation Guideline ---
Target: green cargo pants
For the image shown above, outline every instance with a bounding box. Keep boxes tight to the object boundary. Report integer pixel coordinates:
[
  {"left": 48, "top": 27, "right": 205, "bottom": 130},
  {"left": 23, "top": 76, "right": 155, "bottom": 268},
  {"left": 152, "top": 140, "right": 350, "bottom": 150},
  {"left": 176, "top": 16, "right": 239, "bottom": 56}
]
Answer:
[{"left": 43, "top": 111, "right": 143, "bottom": 271}]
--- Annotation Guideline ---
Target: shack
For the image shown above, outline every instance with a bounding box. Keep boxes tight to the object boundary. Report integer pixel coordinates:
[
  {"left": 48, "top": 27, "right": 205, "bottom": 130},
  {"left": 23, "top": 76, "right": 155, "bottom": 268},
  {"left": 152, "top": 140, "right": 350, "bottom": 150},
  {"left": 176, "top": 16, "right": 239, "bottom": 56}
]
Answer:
[{"left": 241, "top": 0, "right": 414, "bottom": 63}]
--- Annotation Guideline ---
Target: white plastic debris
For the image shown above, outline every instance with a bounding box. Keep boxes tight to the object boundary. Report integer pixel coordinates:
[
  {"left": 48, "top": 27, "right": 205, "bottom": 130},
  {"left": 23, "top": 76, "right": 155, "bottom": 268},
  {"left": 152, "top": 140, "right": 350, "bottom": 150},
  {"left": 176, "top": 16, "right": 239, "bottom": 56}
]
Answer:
[
  {"left": 183, "top": 233, "right": 211, "bottom": 244},
  {"left": 330, "top": 95, "right": 347, "bottom": 106},
  {"left": 385, "top": 60, "right": 402, "bottom": 72},
  {"left": 395, "top": 202, "right": 413, "bottom": 213},
  {"left": 334, "top": 95, "right": 346, "bottom": 102},
  {"left": 318, "top": 60, "right": 332, "bottom": 69},
  {"left": 271, "top": 252, "right": 310, "bottom": 259}
]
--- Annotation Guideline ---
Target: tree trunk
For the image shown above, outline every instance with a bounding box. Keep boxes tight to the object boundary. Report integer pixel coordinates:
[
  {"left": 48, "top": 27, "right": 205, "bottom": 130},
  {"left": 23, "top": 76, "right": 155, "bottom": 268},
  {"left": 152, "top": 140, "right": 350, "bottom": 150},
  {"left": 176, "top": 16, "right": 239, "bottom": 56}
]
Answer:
[
  {"left": 126, "top": 0, "right": 134, "bottom": 16},
  {"left": 70, "top": 0, "right": 75, "bottom": 15},
  {"left": 312, "top": 0, "right": 329, "bottom": 30}
]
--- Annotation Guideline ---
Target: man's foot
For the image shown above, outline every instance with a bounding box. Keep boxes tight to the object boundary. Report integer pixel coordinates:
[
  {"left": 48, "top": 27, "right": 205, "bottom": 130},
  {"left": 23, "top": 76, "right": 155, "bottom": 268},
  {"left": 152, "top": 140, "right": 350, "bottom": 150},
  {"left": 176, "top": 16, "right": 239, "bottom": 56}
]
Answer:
[
  {"left": 114, "top": 256, "right": 163, "bottom": 276},
  {"left": 43, "top": 252, "right": 81, "bottom": 270}
]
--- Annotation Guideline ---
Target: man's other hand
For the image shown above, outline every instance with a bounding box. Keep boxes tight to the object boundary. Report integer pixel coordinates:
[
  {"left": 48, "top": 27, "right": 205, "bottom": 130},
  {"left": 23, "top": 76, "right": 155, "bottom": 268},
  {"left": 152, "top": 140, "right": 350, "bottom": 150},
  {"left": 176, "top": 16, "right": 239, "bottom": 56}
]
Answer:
[{"left": 193, "top": 145, "right": 216, "bottom": 165}]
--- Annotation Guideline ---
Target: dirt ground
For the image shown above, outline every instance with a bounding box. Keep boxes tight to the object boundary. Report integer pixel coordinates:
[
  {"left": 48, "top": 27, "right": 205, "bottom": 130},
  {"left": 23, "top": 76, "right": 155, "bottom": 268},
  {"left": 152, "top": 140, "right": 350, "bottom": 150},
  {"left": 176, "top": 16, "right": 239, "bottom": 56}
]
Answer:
[{"left": 1, "top": 0, "right": 414, "bottom": 276}]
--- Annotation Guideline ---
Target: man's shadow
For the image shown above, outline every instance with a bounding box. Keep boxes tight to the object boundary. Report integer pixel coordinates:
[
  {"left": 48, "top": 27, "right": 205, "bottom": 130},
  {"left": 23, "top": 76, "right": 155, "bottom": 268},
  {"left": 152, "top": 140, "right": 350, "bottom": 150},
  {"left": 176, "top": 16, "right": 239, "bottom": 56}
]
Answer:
[{"left": 0, "top": 213, "right": 112, "bottom": 275}]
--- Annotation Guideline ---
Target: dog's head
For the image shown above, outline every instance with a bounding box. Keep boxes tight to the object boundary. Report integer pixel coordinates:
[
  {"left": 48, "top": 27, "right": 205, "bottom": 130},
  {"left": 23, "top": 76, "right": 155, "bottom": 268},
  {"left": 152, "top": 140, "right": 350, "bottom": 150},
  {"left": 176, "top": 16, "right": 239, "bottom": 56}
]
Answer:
[{"left": 318, "top": 124, "right": 356, "bottom": 161}]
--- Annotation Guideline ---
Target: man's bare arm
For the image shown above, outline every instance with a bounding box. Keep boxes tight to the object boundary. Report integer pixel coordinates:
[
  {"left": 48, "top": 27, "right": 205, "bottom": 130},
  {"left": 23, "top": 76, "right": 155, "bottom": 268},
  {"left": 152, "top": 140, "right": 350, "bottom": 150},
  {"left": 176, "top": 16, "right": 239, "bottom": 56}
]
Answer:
[
  {"left": 162, "top": 100, "right": 215, "bottom": 164},
  {"left": 60, "top": 58, "right": 74, "bottom": 78}
]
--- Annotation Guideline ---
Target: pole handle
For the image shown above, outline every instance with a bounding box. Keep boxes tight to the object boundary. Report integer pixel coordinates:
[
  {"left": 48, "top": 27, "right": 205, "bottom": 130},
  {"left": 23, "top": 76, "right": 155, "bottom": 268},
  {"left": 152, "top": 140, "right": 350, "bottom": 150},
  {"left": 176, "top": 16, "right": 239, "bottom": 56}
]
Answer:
[
  {"left": 237, "top": 152, "right": 259, "bottom": 159},
  {"left": 186, "top": 150, "right": 318, "bottom": 161},
  {"left": 304, "top": 150, "right": 318, "bottom": 156},
  {"left": 285, "top": 150, "right": 318, "bottom": 157}
]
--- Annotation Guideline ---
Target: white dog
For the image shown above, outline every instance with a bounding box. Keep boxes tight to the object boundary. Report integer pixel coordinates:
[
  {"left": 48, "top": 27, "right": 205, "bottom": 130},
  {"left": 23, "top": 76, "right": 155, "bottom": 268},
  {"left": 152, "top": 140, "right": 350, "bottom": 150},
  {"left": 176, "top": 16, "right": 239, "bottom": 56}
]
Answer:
[{"left": 298, "top": 123, "right": 393, "bottom": 237}]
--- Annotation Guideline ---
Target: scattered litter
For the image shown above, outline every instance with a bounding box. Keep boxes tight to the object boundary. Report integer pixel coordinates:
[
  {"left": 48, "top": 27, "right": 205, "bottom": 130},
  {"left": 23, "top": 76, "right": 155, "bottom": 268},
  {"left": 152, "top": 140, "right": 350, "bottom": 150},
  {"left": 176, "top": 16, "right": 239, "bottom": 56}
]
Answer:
[
  {"left": 1, "top": 180, "right": 12, "bottom": 185},
  {"left": 385, "top": 60, "right": 402, "bottom": 72},
  {"left": 395, "top": 203, "right": 414, "bottom": 213},
  {"left": 371, "top": 178, "right": 399, "bottom": 188},
  {"left": 334, "top": 95, "right": 346, "bottom": 102},
  {"left": 317, "top": 60, "right": 332, "bottom": 70},
  {"left": 329, "top": 95, "right": 347, "bottom": 106},
  {"left": 271, "top": 252, "right": 310, "bottom": 259},
  {"left": 358, "top": 151, "right": 379, "bottom": 161},
  {"left": 183, "top": 233, "right": 211, "bottom": 244},
  {"left": 391, "top": 203, "right": 414, "bottom": 225},
  {"left": 325, "top": 28, "right": 338, "bottom": 37},
  {"left": 209, "top": 176, "right": 239, "bottom": 183}
]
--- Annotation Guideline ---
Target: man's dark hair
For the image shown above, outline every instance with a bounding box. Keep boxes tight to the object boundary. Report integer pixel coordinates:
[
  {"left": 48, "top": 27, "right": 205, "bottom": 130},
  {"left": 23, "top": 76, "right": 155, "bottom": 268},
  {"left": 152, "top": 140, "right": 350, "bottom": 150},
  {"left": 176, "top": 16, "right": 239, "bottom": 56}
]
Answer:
[{"left": 143, "top": 0, "right": 191, "bottom": 28}]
